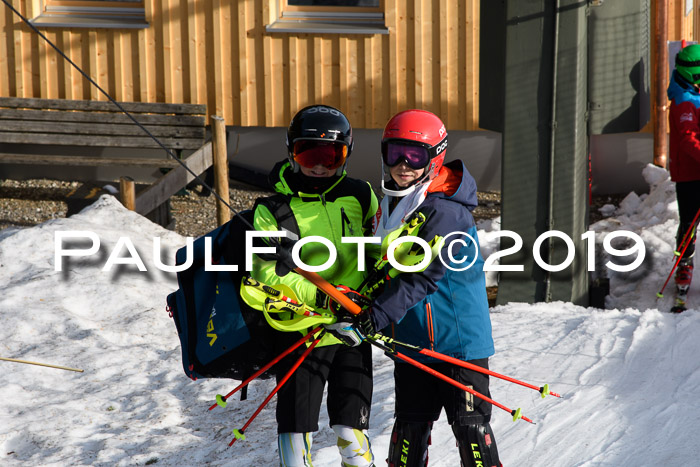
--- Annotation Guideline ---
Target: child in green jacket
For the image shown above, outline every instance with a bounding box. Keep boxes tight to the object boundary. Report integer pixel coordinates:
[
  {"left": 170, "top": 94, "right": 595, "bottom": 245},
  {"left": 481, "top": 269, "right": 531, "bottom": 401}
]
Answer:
[{"left": 250, "top": 105, "right": 378, "bottom": 466}]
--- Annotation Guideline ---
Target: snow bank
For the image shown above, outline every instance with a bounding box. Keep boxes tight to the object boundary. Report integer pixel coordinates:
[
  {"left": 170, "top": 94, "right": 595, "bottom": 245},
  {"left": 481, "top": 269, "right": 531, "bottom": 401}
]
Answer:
[{"left": 2, "top": 168, "right": 699, "bottom": 466}]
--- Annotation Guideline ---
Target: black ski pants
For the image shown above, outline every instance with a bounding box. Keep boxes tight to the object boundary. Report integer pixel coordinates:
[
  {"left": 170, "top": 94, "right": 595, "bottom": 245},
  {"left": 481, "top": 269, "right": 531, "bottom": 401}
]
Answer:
[
  {"left": 275, "top": 340, "right": 373, "bottom": 433},
  {"left": 676, "top": 180, "right": 700, "bottom": 261}
]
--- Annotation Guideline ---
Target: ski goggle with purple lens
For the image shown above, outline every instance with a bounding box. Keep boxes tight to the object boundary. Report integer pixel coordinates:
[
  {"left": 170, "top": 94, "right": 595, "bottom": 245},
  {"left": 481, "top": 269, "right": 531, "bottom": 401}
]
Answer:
[{"left": 381, "top": 136, "right": 448, "bottom": 170}]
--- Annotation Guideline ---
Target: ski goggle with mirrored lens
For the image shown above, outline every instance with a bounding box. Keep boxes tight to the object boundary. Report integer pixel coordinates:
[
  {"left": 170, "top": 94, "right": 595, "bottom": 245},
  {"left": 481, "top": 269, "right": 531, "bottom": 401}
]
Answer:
[
  {"left": 292, "top": 140, "right": 348, "bottom": 170},
  {"left": 381, "top": 136, "right": 447, "bottom": 170}
]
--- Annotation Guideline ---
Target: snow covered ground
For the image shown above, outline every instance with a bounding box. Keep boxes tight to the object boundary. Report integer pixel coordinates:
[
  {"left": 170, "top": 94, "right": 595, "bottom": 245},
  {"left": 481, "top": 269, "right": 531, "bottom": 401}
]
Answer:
[{"left": 1, "top": 164, "right": 699, "bottom": 466}]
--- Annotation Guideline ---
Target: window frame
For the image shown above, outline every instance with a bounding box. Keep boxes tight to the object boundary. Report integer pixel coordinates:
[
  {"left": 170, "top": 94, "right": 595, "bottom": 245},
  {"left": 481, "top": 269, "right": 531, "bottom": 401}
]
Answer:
[
  {"left": 30, "top": 0, "right": 148, "bottom": 29},
  {"left": 284, "top": 0, "right": 383, "bottom": 15},
  {"left": 266, "top": 0, "right": 388, "bottom": 35}
]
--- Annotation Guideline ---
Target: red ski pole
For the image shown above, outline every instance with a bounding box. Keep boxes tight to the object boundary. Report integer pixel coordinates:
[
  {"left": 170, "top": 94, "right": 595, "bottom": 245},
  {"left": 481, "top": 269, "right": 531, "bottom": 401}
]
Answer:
[
  {"left": 370, "top": 333, "right": 560, "bottom": 399},
  {"left": 228, "top": 334, "right": 322, "bottom": 446},
  {"left": 299, "top": 268, "right": 557, "bottom": 404},
  {"left": 658, "top": 206, "right": 700, "bottom": 297},
  {"left": 366, "top": 337, "right": 534, "bottom": 424},
  {"left": 209, "top": 326, "right": 322, "bottom": 411}
]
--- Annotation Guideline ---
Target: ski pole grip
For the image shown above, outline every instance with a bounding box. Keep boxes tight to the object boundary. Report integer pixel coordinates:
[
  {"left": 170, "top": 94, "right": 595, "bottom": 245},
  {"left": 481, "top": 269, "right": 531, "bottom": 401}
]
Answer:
[{"left": 294, "top": 269, "right": 363, "bottom": 315}]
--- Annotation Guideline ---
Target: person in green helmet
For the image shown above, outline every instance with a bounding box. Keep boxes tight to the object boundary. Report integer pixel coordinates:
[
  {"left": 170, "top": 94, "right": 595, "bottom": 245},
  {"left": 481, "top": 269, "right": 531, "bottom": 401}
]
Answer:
[
  {"left": 667, "top": 43, "right": 700, "bottom": 312},
  {"left": 249, "top": 104, "right": 378, "bottom": 466}
]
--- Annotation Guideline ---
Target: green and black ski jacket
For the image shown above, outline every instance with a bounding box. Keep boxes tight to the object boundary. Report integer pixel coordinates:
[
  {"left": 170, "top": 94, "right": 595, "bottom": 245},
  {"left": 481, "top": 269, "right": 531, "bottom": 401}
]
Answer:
[{"left": 251, "top": 160, "right": 378, "bottom": 347}]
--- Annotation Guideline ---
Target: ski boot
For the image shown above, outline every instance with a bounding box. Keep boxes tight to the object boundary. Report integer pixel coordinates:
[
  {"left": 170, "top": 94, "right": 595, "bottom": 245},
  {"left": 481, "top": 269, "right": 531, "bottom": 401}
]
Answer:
[
  {"left": 672, "top": 260, "right": 693, "bottom": 313},
  {"left": 387, "top": 421, "right": 431, "bottom": 467}
]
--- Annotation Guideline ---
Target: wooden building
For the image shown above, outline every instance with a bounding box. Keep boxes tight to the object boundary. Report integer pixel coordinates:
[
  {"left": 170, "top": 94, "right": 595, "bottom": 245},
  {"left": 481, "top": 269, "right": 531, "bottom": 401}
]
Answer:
[
  {"left": 0, "top": 1, "right": 698, "bottom": 127},
  {"left": 0, "top": 0, "right": 481, "bottom": 130},
  {"left": 1, "top": 1, "right": 700, "bottom": 192},
  {"left": 1, "top": 1, "right": 699, "bottom": 128}
]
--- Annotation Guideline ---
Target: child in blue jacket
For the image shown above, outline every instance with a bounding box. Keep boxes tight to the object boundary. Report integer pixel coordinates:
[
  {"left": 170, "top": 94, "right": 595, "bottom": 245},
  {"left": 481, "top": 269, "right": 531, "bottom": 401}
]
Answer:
[{"left": 368, "top": 110, "right": 501, "bottom": 467}]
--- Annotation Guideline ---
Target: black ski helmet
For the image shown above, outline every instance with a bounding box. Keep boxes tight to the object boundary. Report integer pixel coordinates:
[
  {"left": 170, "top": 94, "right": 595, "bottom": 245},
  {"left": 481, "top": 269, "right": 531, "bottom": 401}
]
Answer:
[{"left": 286, "top": 105, "right": 354, "bottom": 174}]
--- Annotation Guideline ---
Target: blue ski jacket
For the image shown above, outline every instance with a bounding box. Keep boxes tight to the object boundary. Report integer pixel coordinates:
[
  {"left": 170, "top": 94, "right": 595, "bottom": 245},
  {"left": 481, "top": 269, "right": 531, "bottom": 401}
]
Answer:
[{"left": 370, "top": 160, "right": 495, "bottom": 362}]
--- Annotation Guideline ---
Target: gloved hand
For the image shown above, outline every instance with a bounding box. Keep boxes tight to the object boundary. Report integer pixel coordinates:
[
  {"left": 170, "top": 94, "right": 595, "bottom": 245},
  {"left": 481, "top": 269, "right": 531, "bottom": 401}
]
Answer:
[
  {"left": 324, "top": 309, "right": 375, "bottom": 347},
  {"left": 315, "top": 285, "right": 371, "bottom": 315},
  {"left": 355, "top": 309, "right": 375, "bottom": 338}
]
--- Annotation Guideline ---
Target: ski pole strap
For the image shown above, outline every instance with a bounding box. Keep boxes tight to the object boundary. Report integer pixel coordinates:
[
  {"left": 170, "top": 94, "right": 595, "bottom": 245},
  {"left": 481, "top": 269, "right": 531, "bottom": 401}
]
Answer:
[
  {"left": 240, "top": 276, "right": 335, "bottom": 331},
  {"left": 355, "top": 212, "right": 428, "bottom": 295},
  {"left": 376, "top": 212, "right": 442, "bottom": 273},
  {"left": 380, "top": 211, "right": 426, "bottom": 256},
  {"left": 360, "top": 239, "right": 444, "bottom": 299},
  {"left": 368, "top": 333, "right": 561, "bottom": 398},
  {"left": 365, "top": 337, "right": 534, "bottom": 424},
  {"left": 262, "top": 298, "right": 334, "bottom": 331},
  {"left": 359, "top": 214, "right": 447, "bottom": 299}
]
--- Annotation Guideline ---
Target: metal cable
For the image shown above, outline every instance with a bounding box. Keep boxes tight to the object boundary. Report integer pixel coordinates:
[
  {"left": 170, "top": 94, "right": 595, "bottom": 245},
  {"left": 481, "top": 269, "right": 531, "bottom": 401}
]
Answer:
[{"left": 0, "top": 0, "right": 245, "bottom": 222}]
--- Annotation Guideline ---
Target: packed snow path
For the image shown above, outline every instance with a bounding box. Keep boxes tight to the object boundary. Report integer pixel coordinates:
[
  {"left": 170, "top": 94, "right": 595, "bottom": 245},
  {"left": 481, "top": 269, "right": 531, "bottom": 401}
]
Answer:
[{"left": 1, "top": 164, "right": 698, "bottom": 466}]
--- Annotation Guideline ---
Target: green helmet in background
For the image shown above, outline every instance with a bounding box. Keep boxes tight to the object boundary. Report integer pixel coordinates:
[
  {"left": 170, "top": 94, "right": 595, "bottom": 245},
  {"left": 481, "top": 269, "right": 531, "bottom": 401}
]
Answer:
[{"left": 676, "top": 44, "right": 700, "bottom": 84}]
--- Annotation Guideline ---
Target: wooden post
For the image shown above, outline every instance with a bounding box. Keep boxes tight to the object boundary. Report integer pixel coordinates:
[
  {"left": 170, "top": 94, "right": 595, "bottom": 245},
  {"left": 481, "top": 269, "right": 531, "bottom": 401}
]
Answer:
[
  {"left": 119, "top": 176, "right": 136, "bottom": 211},
  {"left": 211, "top": 115, "right": 231, "bottom": 225},
  {"left": 654, "top": 0, "right": 668, "bottom": 168}
]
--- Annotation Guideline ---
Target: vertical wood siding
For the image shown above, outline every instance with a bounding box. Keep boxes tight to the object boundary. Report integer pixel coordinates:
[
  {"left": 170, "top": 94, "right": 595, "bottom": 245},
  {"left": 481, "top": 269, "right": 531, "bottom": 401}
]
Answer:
[
  {"left": 0, "top": 0, "right": 481, "bottom": 129},
  {"left": 0, "top": 1, "right": 692, "bottom": 131}
]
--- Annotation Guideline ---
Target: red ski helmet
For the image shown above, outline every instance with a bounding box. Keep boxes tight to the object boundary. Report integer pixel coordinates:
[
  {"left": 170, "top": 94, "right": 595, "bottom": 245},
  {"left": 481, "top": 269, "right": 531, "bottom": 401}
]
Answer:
[{"left": 381, "top": 109, "right": 448, "bottom": 184}]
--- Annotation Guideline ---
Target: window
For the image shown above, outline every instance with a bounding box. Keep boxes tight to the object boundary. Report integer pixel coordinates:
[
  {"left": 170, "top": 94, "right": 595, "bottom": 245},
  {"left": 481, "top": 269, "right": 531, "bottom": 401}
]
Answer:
[
  {"left": 267, "top": 0, "right": 387, "bottom": 35},
  {"left": 30, "top": 0, "right": 148, "bottom": 29},
  {"left": 287, "top": 1, "right": 380, "bottom": 6}
]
